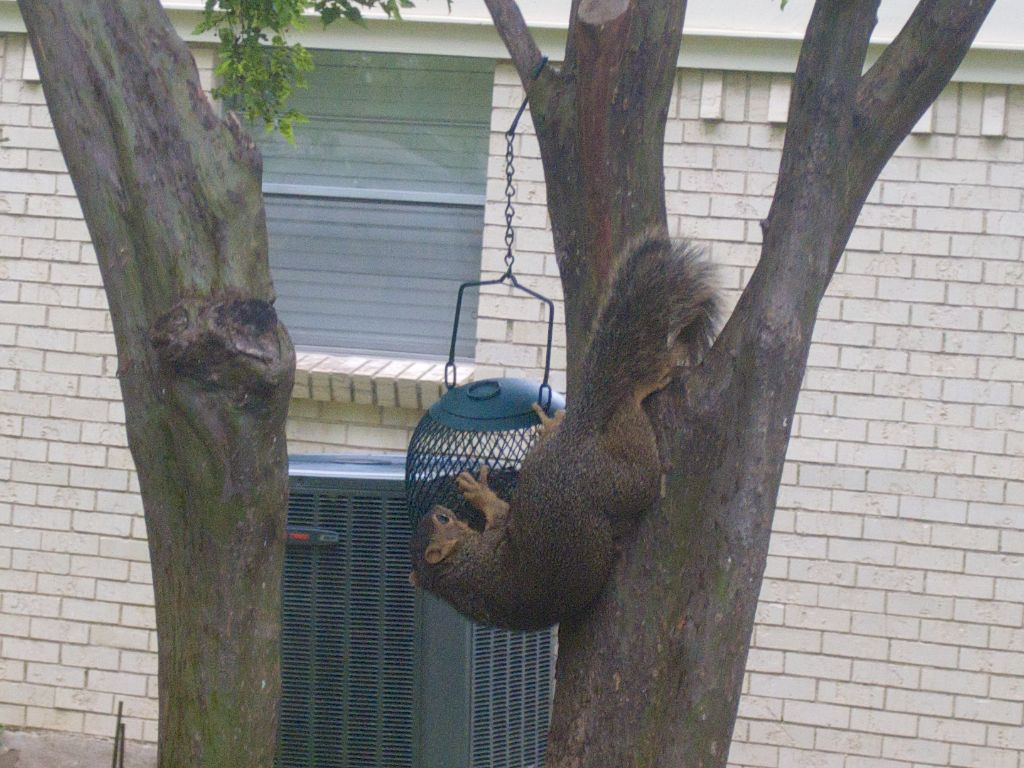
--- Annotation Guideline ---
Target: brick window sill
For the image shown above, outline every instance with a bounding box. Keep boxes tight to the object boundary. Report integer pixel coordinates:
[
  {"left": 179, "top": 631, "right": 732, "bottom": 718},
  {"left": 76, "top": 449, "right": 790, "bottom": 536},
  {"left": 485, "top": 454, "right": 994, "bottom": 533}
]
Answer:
[{"left": 291, "top": 351, "right": 473, "bottom": 411}]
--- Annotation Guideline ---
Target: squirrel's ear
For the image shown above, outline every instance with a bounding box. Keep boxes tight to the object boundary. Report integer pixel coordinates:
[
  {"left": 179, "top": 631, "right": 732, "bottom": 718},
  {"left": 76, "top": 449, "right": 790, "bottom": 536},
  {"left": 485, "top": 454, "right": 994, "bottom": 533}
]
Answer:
[{"left": 425, "top": 538, "right": 459, "bottom": 565}]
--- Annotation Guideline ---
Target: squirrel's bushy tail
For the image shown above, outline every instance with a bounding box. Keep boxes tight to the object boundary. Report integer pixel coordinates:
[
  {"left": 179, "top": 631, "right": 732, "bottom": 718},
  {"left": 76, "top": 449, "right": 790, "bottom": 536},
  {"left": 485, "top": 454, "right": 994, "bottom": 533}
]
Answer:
[{"left": 576, "top": 239, "right": 719, "bottom": 426}]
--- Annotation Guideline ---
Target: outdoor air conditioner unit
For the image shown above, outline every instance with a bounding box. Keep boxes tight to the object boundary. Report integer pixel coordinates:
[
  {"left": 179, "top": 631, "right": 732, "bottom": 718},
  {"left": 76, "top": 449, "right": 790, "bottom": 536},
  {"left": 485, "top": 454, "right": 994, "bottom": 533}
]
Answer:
[{"left": 277, "top": 454, "right": 555, "bottom": 768}]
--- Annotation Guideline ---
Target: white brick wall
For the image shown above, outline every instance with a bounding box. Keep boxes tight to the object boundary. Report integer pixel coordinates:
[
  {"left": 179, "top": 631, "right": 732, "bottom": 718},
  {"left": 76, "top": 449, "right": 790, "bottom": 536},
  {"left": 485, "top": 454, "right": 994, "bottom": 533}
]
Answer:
[
  {"left": 2, "top": 33, "right": 1023, "bottom": 766},
  {"left": 478, "top": 65, "right": 1024, "bottom": 768}
]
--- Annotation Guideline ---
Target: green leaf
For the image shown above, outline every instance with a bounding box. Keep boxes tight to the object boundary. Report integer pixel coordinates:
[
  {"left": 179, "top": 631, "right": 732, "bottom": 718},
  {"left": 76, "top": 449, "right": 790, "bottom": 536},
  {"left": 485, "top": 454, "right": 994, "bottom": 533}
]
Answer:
[{"left": 195, "top": 0, "right": 423, "bottom": 138}]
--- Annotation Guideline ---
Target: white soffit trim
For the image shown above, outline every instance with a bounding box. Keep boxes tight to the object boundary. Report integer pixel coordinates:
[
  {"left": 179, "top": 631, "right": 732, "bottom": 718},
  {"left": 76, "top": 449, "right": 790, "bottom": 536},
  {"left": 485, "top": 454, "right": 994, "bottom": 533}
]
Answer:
[{"left": 0, "top": 1, "right": 1022, "bottom": 85}]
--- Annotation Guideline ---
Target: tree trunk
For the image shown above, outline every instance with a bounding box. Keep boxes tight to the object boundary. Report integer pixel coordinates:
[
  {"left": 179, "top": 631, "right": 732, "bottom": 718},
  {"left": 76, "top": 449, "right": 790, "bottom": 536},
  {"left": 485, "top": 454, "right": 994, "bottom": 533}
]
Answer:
[
  {"left": 17, "top": 2, "right": 294, "bottom": 766},
  {"left": 486, "top": 0, "right": 996, "bottom": 766}
]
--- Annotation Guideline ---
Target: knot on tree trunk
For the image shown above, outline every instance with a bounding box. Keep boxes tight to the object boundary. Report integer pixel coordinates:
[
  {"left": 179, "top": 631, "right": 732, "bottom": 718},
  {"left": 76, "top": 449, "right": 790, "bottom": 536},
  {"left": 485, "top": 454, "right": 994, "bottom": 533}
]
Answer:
[{"left": 150, "top": 295, "right": 292, "bottom": 406}]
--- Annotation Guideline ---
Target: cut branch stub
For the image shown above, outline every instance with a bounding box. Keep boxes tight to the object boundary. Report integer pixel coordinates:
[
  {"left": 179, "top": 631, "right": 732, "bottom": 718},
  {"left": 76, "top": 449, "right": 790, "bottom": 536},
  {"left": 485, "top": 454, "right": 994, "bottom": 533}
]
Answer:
[{"left": 578, "top": 0, "right": 630, "bottom": 25}]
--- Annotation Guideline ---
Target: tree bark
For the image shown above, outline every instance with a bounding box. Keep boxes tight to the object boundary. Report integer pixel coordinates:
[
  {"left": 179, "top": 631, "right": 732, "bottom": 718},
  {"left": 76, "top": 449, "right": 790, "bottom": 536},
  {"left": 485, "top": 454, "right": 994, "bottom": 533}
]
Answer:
[
  {"left": 17, "top": 2, "right": 294, "bottom": 766},
  {"left": 486, "top": 1, "right": 996, "bottom": 766}
]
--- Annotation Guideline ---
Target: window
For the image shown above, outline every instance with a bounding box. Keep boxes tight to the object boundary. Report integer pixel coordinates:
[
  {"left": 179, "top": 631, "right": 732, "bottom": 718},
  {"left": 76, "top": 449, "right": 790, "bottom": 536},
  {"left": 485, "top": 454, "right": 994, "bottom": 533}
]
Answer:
[{"left": 256, "top": 51, "right": 494, "bottom": 359}]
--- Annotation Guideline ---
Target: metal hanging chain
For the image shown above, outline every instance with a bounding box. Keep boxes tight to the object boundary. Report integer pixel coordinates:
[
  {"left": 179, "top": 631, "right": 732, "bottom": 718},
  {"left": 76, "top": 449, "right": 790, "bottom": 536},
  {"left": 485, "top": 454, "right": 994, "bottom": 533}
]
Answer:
[
  {"left": 502, "top": 123, "right": 519, "bottom": 275},
  {"left": 444, "top": 57, "right": 553, "bottom": 398},
  {"left": 501, "top": 56, "right": 548, "bottom": 278}
]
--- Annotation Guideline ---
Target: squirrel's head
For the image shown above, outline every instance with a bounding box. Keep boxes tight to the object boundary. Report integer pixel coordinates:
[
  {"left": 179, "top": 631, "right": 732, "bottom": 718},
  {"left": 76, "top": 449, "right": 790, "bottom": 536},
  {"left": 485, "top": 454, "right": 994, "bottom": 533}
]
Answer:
[
  {"left": 423, "top": 507, "right": 473, "bottom": 564},
  {"left": 409, "top": 506, "right": 474, "bottom": 587}
]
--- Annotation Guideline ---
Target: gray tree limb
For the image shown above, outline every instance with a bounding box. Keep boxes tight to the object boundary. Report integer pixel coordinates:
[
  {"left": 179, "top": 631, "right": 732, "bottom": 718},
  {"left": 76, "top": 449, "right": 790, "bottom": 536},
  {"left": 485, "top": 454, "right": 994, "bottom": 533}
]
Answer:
[{"left": 482, "top": 0, "right": 547, "bottom": 88}]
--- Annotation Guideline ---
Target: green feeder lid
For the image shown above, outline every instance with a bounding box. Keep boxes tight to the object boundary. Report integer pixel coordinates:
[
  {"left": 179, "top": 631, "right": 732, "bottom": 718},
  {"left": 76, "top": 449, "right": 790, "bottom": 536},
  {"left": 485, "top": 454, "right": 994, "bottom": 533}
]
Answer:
[{"left": 430, "top": 378, "right": 565, "bottom": 432}]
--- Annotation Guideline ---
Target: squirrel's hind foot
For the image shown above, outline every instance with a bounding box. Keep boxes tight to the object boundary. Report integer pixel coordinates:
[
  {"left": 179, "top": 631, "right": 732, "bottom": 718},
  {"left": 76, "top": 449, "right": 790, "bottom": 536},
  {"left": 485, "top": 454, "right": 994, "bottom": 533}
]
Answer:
[
  {"left": 634, "top": 370, "right": 674, "bottom": 404},
  {"left": 531, "top": 402, "right": 566, "bottom": 438}
]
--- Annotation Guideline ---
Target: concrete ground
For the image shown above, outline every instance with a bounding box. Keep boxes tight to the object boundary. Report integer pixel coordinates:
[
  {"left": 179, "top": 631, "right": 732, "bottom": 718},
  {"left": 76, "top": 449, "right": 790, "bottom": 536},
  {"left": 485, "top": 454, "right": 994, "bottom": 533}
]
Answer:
[{"left": 0, "top": 730, "right": 156, "bottom": 768}]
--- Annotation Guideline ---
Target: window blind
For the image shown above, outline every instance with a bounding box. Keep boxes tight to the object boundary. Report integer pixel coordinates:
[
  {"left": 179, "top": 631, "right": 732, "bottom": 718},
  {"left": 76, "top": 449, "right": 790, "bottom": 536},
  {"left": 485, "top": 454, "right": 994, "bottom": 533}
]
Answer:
[{"left": 257, "top": 51, "right": 494, "bottom": 358}]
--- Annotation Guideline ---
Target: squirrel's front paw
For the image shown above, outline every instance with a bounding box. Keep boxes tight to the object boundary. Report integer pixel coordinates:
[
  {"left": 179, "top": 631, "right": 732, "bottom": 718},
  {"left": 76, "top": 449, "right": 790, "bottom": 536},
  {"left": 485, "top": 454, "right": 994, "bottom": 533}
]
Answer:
[
  {"left": 456, "top": 466, "right": 510, "bottom": 528},
  {"left": 456, "top": 465, "right": 493, "bottom": 507}
]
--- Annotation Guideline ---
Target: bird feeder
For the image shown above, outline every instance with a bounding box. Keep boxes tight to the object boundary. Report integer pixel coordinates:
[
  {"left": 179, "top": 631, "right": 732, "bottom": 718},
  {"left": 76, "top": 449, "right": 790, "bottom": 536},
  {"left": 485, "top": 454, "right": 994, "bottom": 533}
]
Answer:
[{"left": 406, "top": 67, "right": 563, "bottom": 529}]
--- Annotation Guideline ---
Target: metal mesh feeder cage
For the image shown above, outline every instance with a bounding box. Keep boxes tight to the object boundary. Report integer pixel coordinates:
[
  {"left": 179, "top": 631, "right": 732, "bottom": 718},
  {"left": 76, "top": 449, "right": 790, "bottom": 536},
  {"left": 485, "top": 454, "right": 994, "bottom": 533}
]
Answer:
[{"left": 405, "top": 375, "right": 565, "bottom": 530}]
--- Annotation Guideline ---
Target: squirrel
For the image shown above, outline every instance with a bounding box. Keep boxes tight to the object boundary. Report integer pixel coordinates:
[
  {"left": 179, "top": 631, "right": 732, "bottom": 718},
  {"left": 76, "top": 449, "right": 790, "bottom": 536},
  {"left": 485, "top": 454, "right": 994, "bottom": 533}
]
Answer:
[{"left": 409, "top": 239, "right": 719, "bottom": 631}]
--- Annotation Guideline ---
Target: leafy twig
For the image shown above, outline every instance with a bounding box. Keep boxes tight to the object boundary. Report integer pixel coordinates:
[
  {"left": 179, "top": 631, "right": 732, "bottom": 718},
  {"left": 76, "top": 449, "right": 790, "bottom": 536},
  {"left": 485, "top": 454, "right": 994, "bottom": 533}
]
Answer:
[{"left": 196, "top": 0, "right": 441, "bottom": 139}]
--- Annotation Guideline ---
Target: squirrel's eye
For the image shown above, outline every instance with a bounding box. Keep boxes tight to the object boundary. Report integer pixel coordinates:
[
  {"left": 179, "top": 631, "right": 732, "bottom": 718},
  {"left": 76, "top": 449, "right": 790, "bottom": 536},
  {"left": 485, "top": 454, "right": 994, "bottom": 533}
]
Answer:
[{"left": 435, "top": 512, "right": 450, "bottom": 525}]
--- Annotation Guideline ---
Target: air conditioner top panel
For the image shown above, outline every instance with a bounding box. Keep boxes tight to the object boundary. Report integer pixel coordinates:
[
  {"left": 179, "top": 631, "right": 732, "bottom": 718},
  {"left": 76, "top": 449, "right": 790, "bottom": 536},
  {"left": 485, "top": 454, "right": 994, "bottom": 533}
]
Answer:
[{"left": 288, "top": 453, "right": 406, "bottom": 481}]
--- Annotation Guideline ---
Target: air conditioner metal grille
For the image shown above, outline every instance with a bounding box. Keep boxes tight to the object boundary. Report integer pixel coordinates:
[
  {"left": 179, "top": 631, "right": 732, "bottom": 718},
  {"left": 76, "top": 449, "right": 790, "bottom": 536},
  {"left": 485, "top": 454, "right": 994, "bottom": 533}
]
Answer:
[
  {"left": 278, "top": 482, "right": 416, "bottom": 768},
  {"left": 470, "top": 624, "right": 553, "bottom": 768},
  {"left": 278, "top": 455, "right": 553, "bottom": 768}
]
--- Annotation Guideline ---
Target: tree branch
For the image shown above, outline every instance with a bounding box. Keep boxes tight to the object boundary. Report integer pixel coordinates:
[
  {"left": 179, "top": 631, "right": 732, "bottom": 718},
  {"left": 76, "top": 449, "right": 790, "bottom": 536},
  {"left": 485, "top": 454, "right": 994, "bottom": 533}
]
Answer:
[
  {"left": 702, "top": 0, "right": 880, "bottom": 394},
  {"left": 702, "top": 0, "right": 996, "bottom": 390},
  {"left": 666, "top": 5, "right": 999, "bottom": 759},
  {"left": 762, "top": 0, "right": 880, "bottom": 259},
  {"left": 482, "top": 0, "right": 546, "bottom": 87},
  {"left": 858, "top": 0, "right": 997, "bottom": 137},
  {"left": 850, "top": 0, "right": 996, "bottom": 204},
  {"left": 546, "top": 0, "right": 687, "bottom": 389}
]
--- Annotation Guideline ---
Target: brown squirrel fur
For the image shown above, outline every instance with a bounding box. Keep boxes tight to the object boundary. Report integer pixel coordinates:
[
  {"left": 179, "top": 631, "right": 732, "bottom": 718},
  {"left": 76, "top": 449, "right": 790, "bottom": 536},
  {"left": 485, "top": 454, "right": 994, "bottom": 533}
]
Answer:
[{"left": 410, "top": 240, "right": 719, "bottom": 630}]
